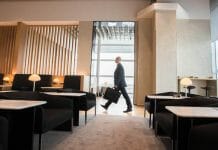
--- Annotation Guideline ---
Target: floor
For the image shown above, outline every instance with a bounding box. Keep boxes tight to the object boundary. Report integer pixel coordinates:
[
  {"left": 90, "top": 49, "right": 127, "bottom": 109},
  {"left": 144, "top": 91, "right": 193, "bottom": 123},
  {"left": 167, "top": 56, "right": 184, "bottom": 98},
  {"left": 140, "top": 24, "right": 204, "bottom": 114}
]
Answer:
[
  {"left": 80, "top": 96, "right": 146, "bottom": 125},
  {"left": 35, "top": 97, "right": 171, "bottom": 150},
  {"left": 96, "top": 96, "right": 144, "bottom": 116}
]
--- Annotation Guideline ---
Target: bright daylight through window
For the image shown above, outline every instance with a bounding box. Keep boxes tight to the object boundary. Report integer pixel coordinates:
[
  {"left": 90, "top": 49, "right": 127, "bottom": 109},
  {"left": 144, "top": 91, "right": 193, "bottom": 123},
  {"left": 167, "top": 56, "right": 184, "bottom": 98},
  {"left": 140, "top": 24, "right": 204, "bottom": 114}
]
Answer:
[{"left": 91, "top": 22, "right": 135, "bottom": 101}]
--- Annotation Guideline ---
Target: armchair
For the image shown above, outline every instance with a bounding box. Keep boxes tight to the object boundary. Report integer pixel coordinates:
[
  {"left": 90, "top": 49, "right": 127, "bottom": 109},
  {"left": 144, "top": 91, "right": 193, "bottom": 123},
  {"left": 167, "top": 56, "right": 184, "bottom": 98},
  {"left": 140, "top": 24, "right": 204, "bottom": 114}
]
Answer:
[
  {"left": 188, "top": 123, "right": 218, "bottom": 150},
  {"left": 0, "top": 73, "right": 3, "bottom": 85},
  {"left": 155, "top": 97, "right": 218, "bottom": 149},
  {"left": 0, "top": 116, "right": 8, "bottom": 150},
  {"left": 63, "top": 76, "right": 96, "bottom": 124},
  {"left": 0, "top": 91, "right": 73, "bottom": 150},
  {"left": 11, "top": 74, "right": 52, "bottom": 91}
]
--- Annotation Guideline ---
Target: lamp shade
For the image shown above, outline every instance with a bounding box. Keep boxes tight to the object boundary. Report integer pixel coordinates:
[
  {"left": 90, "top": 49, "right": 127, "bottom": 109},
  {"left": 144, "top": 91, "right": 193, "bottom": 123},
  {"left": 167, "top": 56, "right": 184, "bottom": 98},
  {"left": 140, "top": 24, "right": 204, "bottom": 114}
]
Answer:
[
  {"left": 180, "top": 78, "right": 192, "bottom": 87},
  {"left": 28, "top": 74, "right": 41, "bottom": 82}
]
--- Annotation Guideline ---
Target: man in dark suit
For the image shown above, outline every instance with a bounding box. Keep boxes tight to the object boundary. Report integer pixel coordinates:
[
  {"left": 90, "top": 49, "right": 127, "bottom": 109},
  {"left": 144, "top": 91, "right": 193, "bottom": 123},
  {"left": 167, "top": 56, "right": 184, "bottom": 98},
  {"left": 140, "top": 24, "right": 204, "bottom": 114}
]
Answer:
[{"left": 101, "top": 56, "right": 132, "bottom": 113}]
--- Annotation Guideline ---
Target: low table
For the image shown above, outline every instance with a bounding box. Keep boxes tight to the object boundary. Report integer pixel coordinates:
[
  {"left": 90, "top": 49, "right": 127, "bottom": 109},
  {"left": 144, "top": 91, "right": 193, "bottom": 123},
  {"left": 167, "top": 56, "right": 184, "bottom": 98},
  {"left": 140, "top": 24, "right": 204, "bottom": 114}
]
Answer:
[
  {"left": 0, "top": 100, "right": 46, "bottom": 150},
  {"left": 166, "top": 106, "right": 218, "bottom": 150},
  {"left": 43, "top": 92, "right": 86, "bottom": 126}
]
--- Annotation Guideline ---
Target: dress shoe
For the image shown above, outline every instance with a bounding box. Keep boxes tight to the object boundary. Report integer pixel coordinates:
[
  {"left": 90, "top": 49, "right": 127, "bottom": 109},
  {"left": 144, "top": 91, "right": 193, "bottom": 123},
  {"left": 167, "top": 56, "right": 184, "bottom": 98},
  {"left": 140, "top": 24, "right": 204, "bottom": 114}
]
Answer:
[
  {"left": 123, "top": 108, "right": 132, "bottom": 113},
  {"left": 101, "top": 104, "right": 108, "bottom": 110}
]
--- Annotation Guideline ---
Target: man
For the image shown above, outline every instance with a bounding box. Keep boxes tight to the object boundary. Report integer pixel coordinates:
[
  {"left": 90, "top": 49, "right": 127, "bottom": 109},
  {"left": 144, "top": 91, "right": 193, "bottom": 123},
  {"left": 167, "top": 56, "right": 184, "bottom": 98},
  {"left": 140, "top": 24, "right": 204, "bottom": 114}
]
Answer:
[{"left": 101, "top": 56, "right": 132, "bottom": 113}]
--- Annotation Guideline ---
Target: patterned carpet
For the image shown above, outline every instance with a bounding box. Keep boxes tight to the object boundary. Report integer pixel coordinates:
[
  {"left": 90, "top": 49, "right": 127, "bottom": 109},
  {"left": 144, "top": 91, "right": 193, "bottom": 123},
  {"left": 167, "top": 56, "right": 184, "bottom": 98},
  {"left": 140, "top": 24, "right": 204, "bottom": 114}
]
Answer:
[{"left": 35, "top": 115, "right": 170, "bottom": 150}]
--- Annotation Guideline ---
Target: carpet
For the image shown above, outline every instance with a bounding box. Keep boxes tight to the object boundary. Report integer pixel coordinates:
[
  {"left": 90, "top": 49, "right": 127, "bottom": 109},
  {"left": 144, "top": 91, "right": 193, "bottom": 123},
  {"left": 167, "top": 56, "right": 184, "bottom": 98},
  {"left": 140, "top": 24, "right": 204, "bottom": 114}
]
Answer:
[{"left": 39, "top": 115, "right": 169, "bottom": 150}]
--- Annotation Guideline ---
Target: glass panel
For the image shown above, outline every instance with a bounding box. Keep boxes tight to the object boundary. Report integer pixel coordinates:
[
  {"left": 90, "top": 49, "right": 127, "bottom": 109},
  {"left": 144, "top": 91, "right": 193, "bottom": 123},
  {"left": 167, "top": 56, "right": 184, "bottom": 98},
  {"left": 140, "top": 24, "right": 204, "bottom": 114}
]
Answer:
[
  {"left": 91, "top": 60, "right": 98, "bottom": 76},
  {"left": 99, "top": 77, "right": 114, "bottom": 87}
]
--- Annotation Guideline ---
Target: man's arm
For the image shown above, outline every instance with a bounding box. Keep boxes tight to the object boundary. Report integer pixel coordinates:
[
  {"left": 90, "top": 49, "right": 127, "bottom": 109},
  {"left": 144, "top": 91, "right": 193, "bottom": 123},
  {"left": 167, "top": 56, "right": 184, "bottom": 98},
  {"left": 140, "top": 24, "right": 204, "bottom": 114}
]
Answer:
[{"left": 114, "top": 64, "right": 124, "bottom": 87}]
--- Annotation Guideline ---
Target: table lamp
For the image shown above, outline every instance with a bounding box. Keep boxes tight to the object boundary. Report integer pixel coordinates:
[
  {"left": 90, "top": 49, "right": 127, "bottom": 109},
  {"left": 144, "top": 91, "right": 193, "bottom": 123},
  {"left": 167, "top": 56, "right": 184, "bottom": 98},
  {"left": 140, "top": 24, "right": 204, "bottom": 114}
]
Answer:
[
  {"left": 180, "top": 77, "right": 192, "bottom": 97},
  {"left": 3, "top": 76, "right": 10, "bottom": 84},
  {"left": 28, "top": 74, "right": 41, "bottom": 91}
]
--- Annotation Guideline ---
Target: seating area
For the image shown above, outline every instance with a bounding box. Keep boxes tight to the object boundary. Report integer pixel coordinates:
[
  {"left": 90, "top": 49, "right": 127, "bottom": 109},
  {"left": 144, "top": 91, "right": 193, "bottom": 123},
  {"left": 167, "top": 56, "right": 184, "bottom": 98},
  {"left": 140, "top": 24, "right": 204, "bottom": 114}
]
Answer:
[
  {"left": 144, "top": 93, "right": 218, "bottom": 150},
  {"left": 0, "top": 73, "right": 96, "bottom": 150},
  {"left": 0, "top": 0, "right": 218, "bottom": 150}
]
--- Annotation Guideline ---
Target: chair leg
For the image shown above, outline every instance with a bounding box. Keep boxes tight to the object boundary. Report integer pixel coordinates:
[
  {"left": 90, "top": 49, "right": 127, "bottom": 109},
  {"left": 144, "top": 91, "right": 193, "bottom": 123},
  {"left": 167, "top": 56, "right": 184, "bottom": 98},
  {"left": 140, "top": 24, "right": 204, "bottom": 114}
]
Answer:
[
  {"left": 85, "top": 111, "right": 87, "bottom": 125},
  {"left": 155, "top": 121, "right": 158, "bottom": 136},
  {"left": 39, "top": 134, "right": 42, "bottom": 150},
  {"left": 144, "top": 108, "right": 146, "bottom": 117},
  {"left": 95, "top": 105, "right": 97, "bottom": 116},
  {"left": 149, "top": 113, "right": 151, "bottom": 128},
  {"left": 172, "top": 139, "right": 175, "bottom": 150}
]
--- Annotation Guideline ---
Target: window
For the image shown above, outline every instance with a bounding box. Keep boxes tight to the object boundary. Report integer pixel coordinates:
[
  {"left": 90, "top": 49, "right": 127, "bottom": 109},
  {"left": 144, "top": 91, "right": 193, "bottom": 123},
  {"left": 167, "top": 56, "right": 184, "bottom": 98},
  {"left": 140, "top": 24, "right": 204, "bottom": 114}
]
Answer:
[{"left": 90, "top": 22, "right": 135, "bottom": 101}]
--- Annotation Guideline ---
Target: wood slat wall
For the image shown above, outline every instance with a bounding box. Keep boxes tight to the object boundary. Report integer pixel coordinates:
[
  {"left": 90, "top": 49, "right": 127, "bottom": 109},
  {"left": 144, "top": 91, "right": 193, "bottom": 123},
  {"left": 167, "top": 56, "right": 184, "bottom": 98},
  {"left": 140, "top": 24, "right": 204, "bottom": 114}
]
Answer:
[
  {"left": 0, "top": 26, "right": 17, "bottom": 74},
  {"left": 22, "top": 25, "right": 79, "bottom": 75}
]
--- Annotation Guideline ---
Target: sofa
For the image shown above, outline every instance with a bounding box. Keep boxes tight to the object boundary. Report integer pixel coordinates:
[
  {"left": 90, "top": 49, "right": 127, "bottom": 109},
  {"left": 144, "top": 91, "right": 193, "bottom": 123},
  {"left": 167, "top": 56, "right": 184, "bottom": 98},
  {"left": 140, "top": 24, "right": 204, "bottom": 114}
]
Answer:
[
  {"left": 155, "top": 97, "right": 218, "bottom": 150},
  {"left": 11, "top": 74, "right": 52, "bottom": 91},
  {"left": 0, "top": 91, "right": 73, "bottom": 150}
]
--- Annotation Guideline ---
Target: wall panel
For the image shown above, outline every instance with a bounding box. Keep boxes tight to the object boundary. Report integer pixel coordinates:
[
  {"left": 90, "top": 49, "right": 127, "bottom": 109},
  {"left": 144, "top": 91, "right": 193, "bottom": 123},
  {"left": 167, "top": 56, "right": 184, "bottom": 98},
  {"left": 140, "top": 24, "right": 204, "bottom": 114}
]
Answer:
[
  {"left": 23, "top": 25, "right": 79, "bottom": 75},
  {"left": 0, "top": 26, "right": 17, "bottom": 74}
]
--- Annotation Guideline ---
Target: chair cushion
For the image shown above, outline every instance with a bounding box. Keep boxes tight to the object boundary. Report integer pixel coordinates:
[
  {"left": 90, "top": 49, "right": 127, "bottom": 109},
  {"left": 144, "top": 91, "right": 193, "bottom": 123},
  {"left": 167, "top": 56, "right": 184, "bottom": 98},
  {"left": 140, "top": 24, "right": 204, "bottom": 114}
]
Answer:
[
  {"left": 40, "top": 108, "right": 73, "bottom": 133},
  {"left": 79, "top": 98, "right": 96, "bottom": 111}
]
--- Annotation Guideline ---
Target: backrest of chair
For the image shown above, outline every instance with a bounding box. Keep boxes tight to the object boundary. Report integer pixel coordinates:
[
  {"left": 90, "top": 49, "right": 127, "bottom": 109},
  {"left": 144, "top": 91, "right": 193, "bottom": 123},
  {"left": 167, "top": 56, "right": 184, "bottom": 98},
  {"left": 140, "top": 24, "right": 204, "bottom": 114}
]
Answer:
[
  {"left": 35, "top": 74, "right": 52, "bottom": 91},
  {"left": 12, "top": 74, "right": 52, "bottom": 91},
  {"left": 12, "top": 74, "right": 32, "bottom": 91},
  {"left": 63, "top": 75, "right": 81, "bottom": 90},
  {"left": 0, "top": 73, "right": 3, "bottom": 85}
]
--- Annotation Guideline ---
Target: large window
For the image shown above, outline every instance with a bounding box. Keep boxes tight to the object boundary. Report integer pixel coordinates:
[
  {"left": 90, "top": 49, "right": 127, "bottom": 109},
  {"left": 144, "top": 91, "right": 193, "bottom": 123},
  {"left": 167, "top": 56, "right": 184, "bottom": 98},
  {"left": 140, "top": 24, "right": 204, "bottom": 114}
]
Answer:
[{"left": 90, "top": 22, "right": 135, "bottom": 100}]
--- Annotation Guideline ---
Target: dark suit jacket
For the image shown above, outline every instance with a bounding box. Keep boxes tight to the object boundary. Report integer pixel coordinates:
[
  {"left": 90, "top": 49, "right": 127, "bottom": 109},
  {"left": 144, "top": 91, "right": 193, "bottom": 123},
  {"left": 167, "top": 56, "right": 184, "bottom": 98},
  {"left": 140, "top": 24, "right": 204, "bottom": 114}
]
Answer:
[{"left": 114, "top": 63, "right": 127, "bottom": 88}]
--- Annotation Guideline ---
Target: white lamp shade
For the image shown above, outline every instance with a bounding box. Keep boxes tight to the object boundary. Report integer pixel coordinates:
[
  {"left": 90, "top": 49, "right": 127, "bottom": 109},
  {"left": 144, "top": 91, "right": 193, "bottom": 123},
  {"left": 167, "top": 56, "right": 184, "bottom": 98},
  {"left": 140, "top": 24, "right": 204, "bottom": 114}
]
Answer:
[
  {"left": 28, "top": 74, "right": 41, "bottom": 82},
  {"left": 180, "top": 78, "right": 192, "bottom": 87}
]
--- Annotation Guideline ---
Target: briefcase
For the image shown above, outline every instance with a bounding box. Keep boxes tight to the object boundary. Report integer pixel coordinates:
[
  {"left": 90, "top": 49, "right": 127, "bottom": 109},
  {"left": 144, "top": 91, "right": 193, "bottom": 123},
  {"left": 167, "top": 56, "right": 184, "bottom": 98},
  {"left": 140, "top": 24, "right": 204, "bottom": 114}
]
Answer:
[{"left": 103, "top": 87, "right": 121, "bottom": 103}]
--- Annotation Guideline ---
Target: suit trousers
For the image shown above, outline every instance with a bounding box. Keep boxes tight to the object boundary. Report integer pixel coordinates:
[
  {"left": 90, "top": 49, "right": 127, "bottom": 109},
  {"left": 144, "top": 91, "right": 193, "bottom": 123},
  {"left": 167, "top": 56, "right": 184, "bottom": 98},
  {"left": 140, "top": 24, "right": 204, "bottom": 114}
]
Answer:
[{"left": 105, "top": 86, "right": 132, "bottom": 109}]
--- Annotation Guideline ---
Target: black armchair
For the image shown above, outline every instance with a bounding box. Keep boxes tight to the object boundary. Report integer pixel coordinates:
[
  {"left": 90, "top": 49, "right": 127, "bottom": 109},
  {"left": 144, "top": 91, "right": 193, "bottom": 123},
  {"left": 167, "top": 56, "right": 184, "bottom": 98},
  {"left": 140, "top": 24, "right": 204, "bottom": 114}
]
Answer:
[
  {"left": 0, "top": 91, "right": 73, "bottom": 150},
  {"left": 63, "top": 75, "right": 81, "bottom": 90},
  {"left": 11, "top": 74, "right": 52, "bottom": 91},
  {"left": 145, "top": 92, "right": 200, "bottom": 128},
  {"left": 144, "top": 92, "right": 180, "bottom": 127},
  {"left": 0, "top": 73, "right": 3, "bottom": 85},
  {"left": 0, "top": 116, "right": 8, "bottom": 150},
  {"left": 155, "top": 97, "right": 218, "bottom": 149},
  {"left": 188, "top": 123, "right": 218, "bottom": 150},
  {"left": 78, "top": 92, "right": 96, "bottom": 124},
  {"left": 63, "top": 76, "right": 96, "bottom": 124}
]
